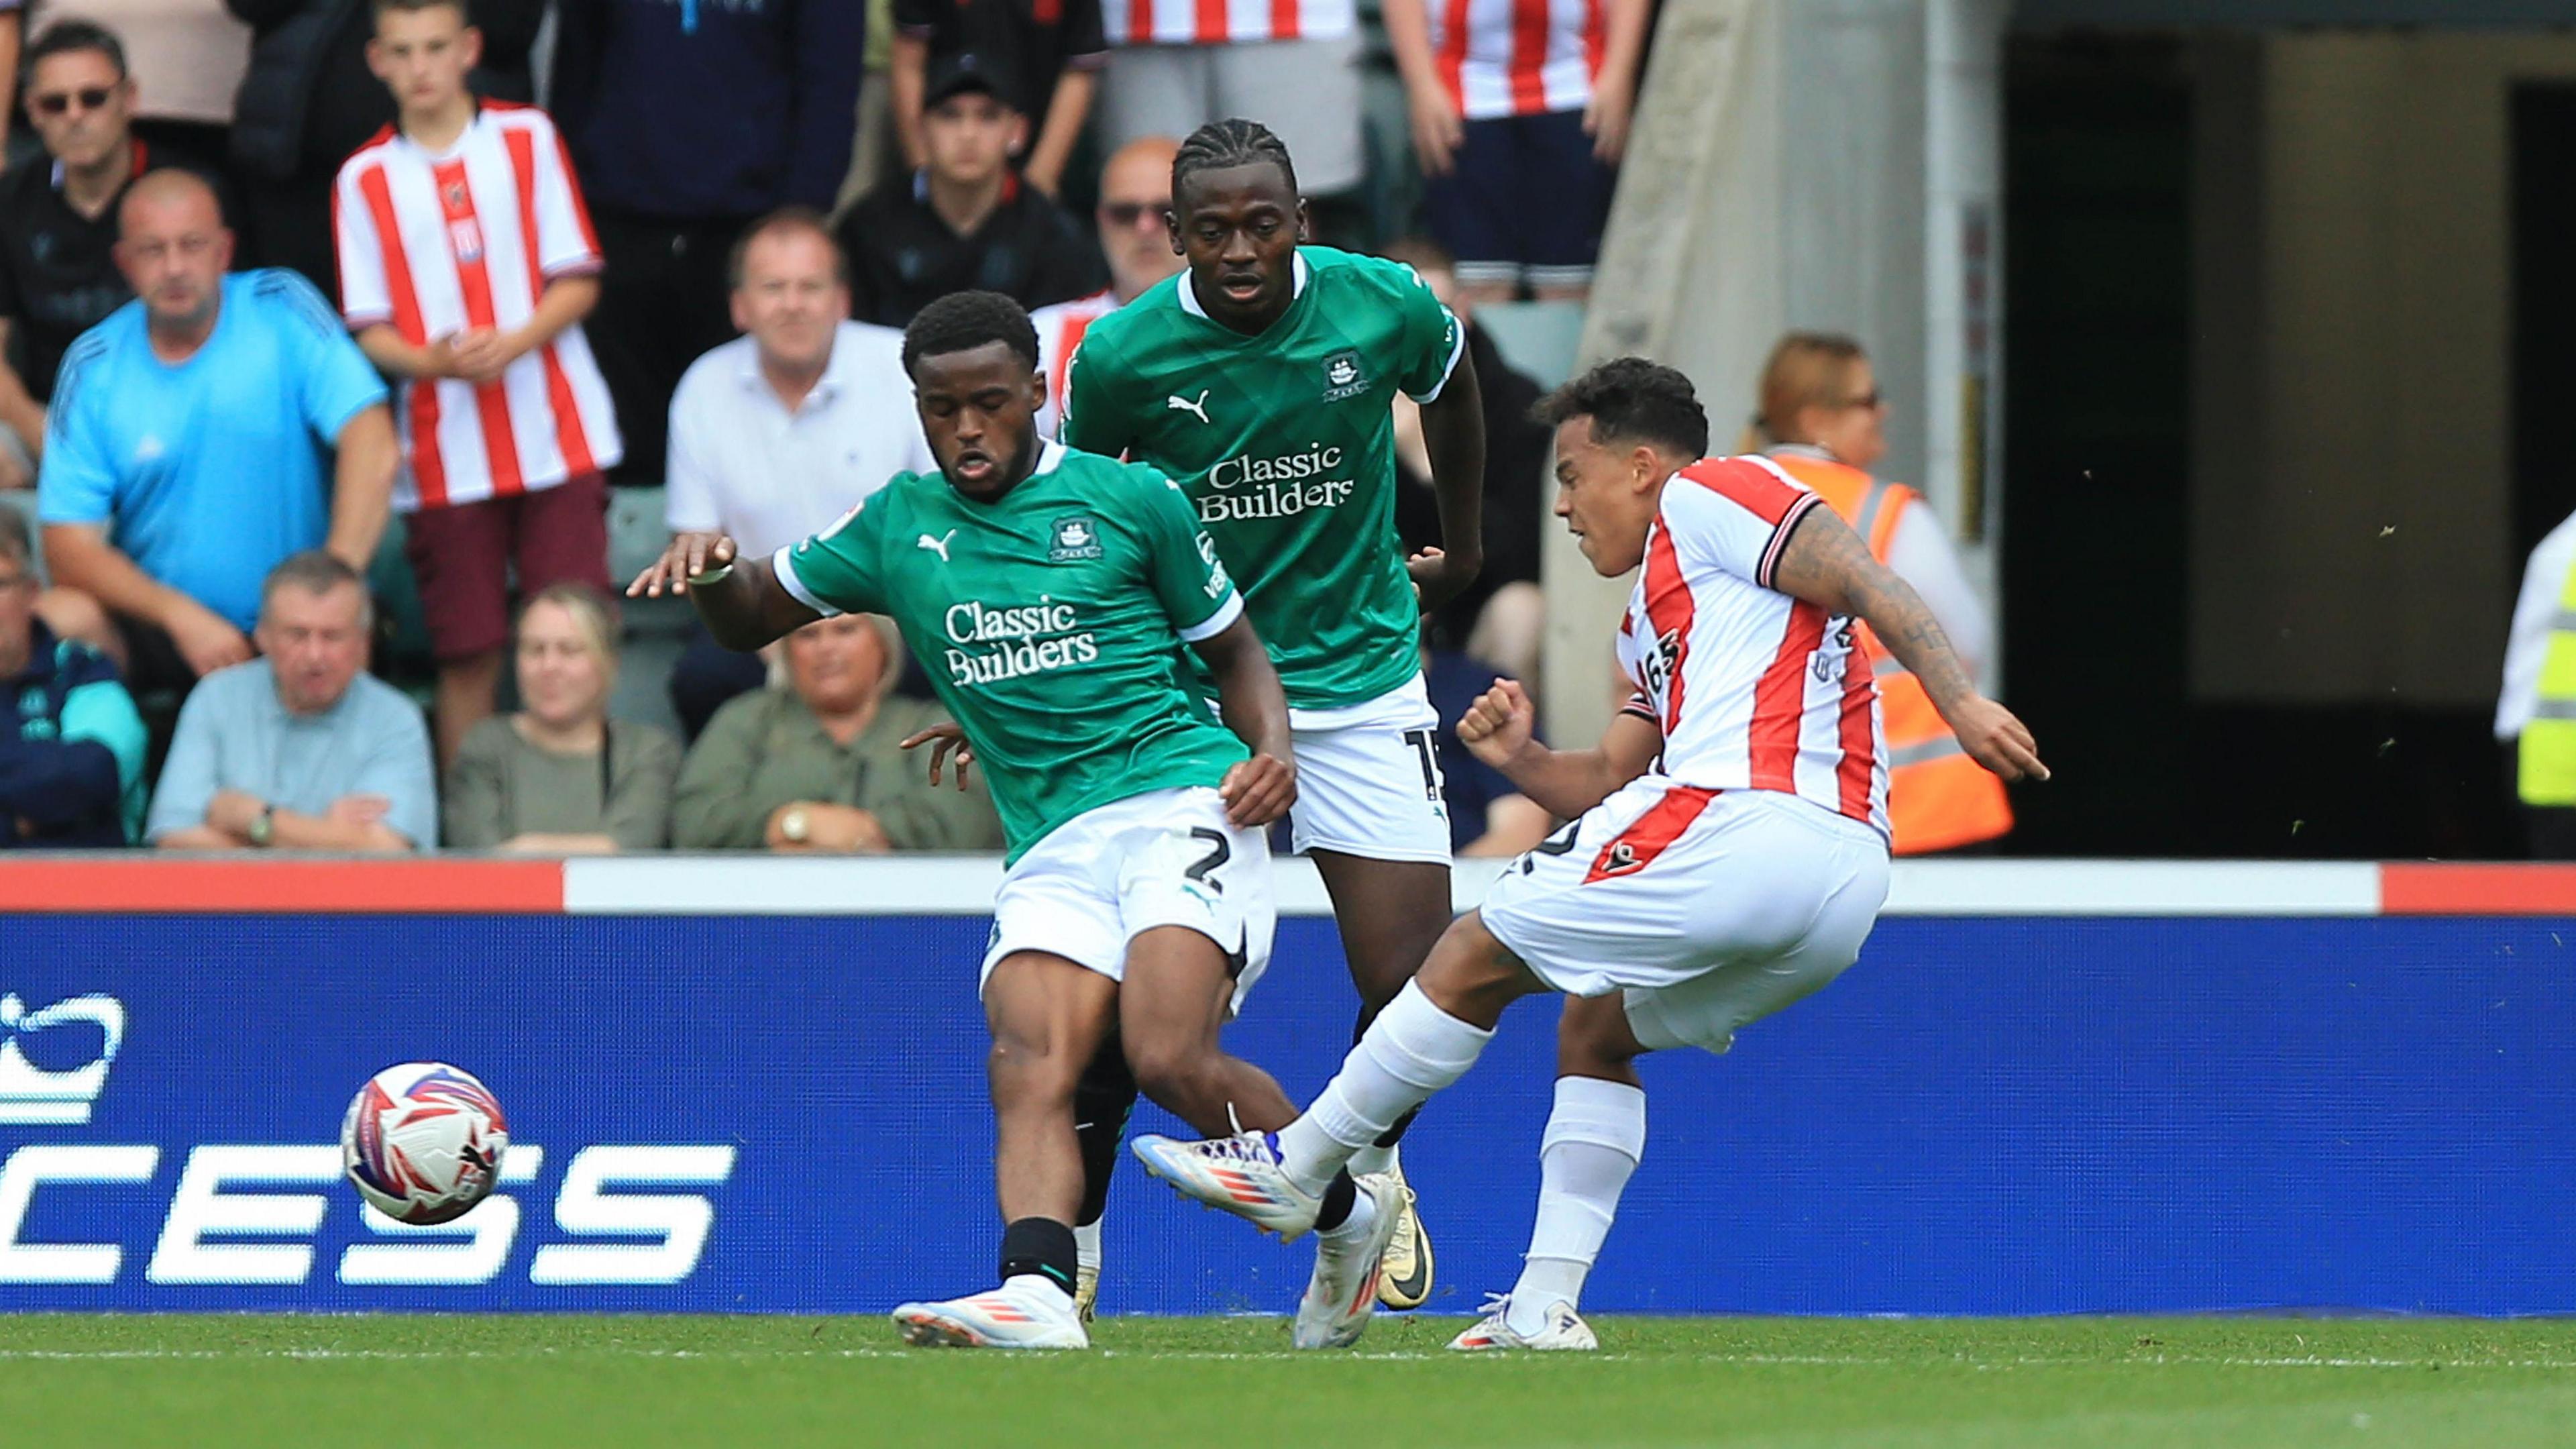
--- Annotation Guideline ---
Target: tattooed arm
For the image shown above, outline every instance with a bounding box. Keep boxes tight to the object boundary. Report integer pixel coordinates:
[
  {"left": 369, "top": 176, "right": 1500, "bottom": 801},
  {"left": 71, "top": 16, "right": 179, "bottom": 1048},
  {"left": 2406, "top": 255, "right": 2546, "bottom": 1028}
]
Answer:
[{"left": 1770, "top": 504, "right": 2050, "bottom": 784}]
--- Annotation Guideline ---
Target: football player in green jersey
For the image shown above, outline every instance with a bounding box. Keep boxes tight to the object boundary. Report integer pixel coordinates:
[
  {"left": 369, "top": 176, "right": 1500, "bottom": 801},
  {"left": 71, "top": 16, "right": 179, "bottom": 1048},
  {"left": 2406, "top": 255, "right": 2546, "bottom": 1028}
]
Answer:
[
  {"left": 1058, "top": 119, "right": 1488, "bottom": 1314},
  {"left": 629, "top": 292, "right": 1407, "bottom": 1351}
]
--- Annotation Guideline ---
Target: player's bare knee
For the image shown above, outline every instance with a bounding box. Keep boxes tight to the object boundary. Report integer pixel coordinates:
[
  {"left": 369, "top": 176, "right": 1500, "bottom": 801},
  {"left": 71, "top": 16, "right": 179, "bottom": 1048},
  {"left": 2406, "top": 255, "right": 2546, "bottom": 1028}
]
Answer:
[
  {"left": 1121, "top": 1034, "right": 1220, "bottom": 1115},
  {"left": 987, "top": 1039, "right": 1083, "bottom": 1114},
  {"left": 1415, "top": 911, "right": 1542, "bottom": 1029},
  {"left": 1556, "top": 994, "right": 1648, "bottom": 1081}
]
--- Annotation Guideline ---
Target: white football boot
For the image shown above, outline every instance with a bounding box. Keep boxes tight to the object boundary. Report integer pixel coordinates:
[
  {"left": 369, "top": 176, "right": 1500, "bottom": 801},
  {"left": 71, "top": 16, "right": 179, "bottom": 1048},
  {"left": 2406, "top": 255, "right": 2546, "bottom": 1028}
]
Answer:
[
  {"left": 1446, "top": 1293, "right": 1599, "bottom": 1352},
  {"left": 1130, "top": 1128, "right": 1323, "bottom": 1240},
  {"left": 1292, "top": 1173, "right": 1405, "bottom": 1350},
  {"left": 891, "top": 1277, "right": 1089, "bottom": 1350}
]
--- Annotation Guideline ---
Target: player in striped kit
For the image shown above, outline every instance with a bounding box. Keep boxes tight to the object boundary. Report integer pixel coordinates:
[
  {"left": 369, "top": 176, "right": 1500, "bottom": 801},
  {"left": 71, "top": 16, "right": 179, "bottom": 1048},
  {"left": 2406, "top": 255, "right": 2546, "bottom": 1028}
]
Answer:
[
  {"left": 1385, "top": 0, "right": 1648, "bottom": 303},
  {"left": 1132, "top": 358, "right": 2046, "bottom": 1348},
  {"left": 335, "top": 0, "right": 621, "bottom": 763}
]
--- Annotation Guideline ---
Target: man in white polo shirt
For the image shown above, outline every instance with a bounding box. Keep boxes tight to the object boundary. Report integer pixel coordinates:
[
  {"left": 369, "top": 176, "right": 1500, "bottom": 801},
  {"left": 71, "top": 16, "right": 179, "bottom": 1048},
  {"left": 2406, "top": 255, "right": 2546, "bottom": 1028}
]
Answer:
[{"left": 663, "top": 207, "right": 932, "bottom": 737}]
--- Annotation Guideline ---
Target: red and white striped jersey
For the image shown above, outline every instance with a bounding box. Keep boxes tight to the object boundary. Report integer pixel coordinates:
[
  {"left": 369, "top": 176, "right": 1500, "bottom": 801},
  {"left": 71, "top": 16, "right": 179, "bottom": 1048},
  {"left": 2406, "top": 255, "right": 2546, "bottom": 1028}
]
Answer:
[
  {"left": 1031, "top": 288, "right": 1118, "bottom": 438},
  {"left": 1105, "top": 0, "right": 1353, "bottom": 48},
  {"left": 1615, "top": 454, "right": 1890, "bottom": 838},
  {"left": 333, "top": 103, "right": 621, "bottom": 512},
  {"left": 1432, "top": 0, "right": 1605, "bottom": 120}
]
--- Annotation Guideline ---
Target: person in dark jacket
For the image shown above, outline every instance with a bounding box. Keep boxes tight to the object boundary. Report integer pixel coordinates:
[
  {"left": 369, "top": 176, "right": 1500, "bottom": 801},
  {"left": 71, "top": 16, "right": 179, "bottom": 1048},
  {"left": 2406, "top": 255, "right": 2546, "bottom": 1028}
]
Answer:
[
  {"left": 0, "top": 508, "right": 145, "bottom": 847},
  {"left": 549, "top": 0, "right": 867, "bottom": 485},
  {"left": 835, "top": 53, "right": 1101, "bottom": 327},
  {"left": 224, "top": 0, "right": 543, "bottom": 295}
]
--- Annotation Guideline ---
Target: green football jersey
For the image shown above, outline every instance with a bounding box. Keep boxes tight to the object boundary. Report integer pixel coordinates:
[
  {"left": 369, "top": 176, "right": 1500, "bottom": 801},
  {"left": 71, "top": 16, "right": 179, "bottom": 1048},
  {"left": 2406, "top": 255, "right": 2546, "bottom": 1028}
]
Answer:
[
  {"left": 773, "top": 442, "right": 1250, "bottom": 863},
  {"left": 1061, "top": 246, "right": 1465, "bottom": 710}
]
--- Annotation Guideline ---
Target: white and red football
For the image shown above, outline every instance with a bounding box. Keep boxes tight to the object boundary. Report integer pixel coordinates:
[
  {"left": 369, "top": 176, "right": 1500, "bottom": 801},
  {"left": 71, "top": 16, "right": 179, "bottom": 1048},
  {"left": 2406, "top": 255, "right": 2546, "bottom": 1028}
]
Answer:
[{"left": 340, "top": 1062, "right": 509, "bottom": 1225}]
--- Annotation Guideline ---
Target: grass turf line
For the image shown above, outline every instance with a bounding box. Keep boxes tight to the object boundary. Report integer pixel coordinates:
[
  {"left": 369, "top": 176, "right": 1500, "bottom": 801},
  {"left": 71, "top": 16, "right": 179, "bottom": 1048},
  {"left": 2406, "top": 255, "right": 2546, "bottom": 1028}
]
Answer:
[{"left": 0, "top": 1315, "right": 2571, "bottom": 1448}]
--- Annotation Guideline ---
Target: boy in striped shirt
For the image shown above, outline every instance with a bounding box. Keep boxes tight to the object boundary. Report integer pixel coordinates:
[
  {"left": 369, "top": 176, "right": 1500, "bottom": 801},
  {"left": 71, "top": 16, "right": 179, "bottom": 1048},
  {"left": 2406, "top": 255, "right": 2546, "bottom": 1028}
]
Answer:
[{"left": 335, "top": 0, "right": 621, "bottom": 763}]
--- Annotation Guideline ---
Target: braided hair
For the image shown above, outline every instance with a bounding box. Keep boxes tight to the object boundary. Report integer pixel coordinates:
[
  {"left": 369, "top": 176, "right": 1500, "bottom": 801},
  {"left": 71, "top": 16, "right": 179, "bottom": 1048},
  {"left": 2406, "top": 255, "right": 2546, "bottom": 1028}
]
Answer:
[
  {"left": 902, "top": 290, "right": 1041, "bottom": 378},
  {"left": 1171, "top": 118, "right": 1300, "bottom": 203}
]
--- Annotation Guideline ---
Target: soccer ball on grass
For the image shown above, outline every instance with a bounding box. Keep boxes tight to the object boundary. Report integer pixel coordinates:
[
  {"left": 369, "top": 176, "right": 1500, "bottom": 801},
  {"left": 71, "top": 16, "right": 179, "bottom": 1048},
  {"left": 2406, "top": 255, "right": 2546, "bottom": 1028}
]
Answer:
[{"left": 341, "top": 1062, "right": 509, "bottom": 1225}]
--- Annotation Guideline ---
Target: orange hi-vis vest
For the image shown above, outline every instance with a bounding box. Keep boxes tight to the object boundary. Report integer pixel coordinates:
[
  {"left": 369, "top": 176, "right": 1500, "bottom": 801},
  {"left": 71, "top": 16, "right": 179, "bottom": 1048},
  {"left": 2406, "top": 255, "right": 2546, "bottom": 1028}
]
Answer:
[{"left": 1764, "top": 449, "right": 2012, "bottom": 855}]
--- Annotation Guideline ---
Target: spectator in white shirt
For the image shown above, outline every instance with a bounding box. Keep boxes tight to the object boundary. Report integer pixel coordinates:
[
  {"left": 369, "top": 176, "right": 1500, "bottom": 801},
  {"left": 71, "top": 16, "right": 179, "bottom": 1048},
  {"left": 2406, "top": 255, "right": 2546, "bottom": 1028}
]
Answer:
[{"left": 662, "top": 207, "right": 932, "bottom": 739}]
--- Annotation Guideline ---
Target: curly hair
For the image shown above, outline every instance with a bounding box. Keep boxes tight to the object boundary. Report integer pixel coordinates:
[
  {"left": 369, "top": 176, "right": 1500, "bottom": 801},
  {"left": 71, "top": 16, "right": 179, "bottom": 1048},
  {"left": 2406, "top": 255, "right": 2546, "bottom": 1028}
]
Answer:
[
  {"left": 902, "top": 290, "right": 1040, "bottom": 377},
  {"left": 1533, "top": 357, "right": 1710, "bottom": 459}
]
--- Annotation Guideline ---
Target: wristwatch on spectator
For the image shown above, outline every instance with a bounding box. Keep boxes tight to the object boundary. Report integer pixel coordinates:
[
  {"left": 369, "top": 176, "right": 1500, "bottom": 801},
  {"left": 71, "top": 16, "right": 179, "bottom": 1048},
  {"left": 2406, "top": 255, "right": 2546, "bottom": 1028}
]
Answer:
[
  {"left": 781, "top": 806, "right": 810, "bottom": 845},
  {"left": 246, "top": 804, "right": 277, "bottom": 849}
]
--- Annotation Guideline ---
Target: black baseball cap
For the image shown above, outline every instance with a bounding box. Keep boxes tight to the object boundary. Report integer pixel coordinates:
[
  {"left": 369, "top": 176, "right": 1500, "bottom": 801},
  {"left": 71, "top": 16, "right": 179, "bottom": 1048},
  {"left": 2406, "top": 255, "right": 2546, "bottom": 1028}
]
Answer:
[{"left": 924, "top": 52, "right": 1022, "bottom": 111}]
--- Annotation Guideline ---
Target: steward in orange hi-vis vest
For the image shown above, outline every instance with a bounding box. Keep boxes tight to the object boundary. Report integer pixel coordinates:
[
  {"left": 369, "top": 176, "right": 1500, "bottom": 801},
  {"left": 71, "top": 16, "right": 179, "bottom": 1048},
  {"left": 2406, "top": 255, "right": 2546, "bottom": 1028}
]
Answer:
[{"left": 1764, "top": 448, "right": 2012, "bottom": 855}]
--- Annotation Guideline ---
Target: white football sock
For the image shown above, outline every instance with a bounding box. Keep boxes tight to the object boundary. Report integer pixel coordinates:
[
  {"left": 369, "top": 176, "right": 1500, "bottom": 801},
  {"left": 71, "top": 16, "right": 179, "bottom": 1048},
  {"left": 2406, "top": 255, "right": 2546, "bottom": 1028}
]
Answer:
[
  {"left": 1346, "top": 1141, "right": 1397, "bottom": 1178},
  {"left": 1315, "top": 1181, "right": 1381, "bottom": 1243},
  {"left": 1505, "top": 1075, "right": 1645, "bottom": 1338},
  {"left": 1278, "top": 981, "right": 1492, "bottom": 1195},
  {"left": 1073, "top": 1220, "right": 1102, "bottom": 1277}
]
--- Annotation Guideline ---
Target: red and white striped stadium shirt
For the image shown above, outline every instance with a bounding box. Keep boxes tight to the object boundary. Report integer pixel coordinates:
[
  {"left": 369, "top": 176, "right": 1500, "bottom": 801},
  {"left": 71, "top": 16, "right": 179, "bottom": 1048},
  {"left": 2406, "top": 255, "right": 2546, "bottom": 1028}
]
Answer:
[
  {"left": 333, "top": 103, "right": 621, "bottom": 512},
  {"left": 1615, "top": 455, "right": 1890, "bottom": 838},
  {"left": 1105, "top": 0, "right": 1353, "bottom": 48},
  {"left": 1031, "top": 289, "right": 1118, "bottom": 437},
  {"left": 1432, "top": 0, "right": 1605, "bottom": 119}
]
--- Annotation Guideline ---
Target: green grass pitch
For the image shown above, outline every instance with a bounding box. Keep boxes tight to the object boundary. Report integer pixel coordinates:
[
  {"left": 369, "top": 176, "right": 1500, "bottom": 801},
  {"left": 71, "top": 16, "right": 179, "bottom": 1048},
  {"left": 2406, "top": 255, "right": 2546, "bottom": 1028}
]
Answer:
[{"left": 3, "top": 1314, "right": 2572, "bottom": 1448}]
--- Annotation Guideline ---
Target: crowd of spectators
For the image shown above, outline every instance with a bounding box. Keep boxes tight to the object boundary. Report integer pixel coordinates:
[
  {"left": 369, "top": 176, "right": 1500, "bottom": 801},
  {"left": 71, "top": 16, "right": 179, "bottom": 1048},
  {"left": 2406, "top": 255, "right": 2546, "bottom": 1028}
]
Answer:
[{"left": 0, "top": 0, "right": 1647, "bottom": 854}]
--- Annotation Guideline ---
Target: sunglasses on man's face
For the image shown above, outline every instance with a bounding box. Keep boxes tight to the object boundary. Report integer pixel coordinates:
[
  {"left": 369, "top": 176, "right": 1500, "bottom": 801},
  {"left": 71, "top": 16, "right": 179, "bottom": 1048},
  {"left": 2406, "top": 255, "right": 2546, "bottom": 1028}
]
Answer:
[
  {"left": 32, "top": 86, "right": 117, "bottom": 117},
  {"left": 1097, "top": 201, "right": 1169, "bottom": 229}
]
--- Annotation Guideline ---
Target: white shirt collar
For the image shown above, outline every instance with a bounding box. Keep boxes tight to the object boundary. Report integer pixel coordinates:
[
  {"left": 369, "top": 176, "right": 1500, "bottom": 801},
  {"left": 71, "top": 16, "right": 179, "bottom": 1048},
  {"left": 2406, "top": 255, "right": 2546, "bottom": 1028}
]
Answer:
[{"left": 1178, "top": 250, "right": 1308, "bottom": 323}]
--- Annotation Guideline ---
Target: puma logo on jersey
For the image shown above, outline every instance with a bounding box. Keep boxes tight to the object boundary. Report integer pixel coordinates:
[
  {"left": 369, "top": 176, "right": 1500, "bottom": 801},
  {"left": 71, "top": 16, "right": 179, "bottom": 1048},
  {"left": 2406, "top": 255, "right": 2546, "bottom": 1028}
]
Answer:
[
  {"left": 918, "top": 530, "right": 957, "bottom": 562},
  {"left": 1595, "top": 842, "right": 1644, "bottom": 877},
  {"left": 1167, "top": 390, "right": 1212, "bottom": 425}
]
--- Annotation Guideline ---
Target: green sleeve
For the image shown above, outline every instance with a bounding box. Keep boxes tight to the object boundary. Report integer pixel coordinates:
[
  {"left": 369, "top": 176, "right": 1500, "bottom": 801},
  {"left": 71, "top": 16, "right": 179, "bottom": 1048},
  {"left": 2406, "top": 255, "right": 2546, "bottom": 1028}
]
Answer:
[
  {"left": 672, "top": 695, "right": 777, "bottom": 849},
  {"left": 440, "top": 718, "right": 513, "bottom": 850},
  {"left": 864, "top": 703, "right": 1007, "bottom": 851},
  {"left": 1132, "top": 468, "right": 1240, "bottom": 640},
  {"left": 1059, "top": 331, "right": 1128, "bottom": 458},
  {"left": 775, "top": 491, "right": 893, "bottom": 616},
  {"left": 1383, "top": 259, "right": 1466, "bottom": 402},
  {"left": 604, "top": 723, "right": 683, "bottom": 851}
]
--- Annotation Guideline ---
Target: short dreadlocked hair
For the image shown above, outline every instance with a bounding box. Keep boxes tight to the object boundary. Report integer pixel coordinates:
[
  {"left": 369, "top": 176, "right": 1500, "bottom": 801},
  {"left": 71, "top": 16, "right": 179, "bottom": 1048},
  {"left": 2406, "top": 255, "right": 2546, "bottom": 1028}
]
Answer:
[
  {"left": 1173, "top": 118, "right": 1299, "bottom": 203},
  {"left": 902, "top": 290, "right": 1040, "bottom": 378},
  {"left": 1534, "top": 358, "right": 1711, "bottom": 460}
]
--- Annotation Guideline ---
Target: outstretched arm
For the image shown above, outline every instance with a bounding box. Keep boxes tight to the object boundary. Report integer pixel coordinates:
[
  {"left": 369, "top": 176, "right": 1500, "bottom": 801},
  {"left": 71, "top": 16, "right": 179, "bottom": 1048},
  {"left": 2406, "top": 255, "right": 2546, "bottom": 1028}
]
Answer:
[
  {"left": 1457, "top": 678, "right": 1662, "bottom": 820},
  {"left": 627, "top": 532, "right": 820, "bottom": 652},
  {"left": 1189, "top": 613, "right": 1297, "bottom": 827},
  {"left": 1769, "top": 504, "right": 2048, "bottom": 783}
]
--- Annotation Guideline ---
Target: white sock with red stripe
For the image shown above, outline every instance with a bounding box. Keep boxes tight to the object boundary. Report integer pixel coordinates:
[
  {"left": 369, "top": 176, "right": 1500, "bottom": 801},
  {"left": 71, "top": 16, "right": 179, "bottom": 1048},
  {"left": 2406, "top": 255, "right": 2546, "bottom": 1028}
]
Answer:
[
  {"left": 1505, "top": 1075, "right": 1646, "bottom": 1338},
  {"left": 1277, "top": 981, "right": 1492, "bottom": 1195}
]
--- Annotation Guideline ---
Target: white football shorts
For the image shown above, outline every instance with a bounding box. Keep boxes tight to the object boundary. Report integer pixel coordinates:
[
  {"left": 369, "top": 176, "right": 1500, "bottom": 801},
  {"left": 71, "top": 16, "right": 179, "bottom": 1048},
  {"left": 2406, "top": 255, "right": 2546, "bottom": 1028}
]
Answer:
[
  {"left": 1283, "top": 673, "right": 1454, "bottom": 865},
  {"left": 981, "top": 786, "right": 1279, "bottom": 1017},
  {"left": 1479, "top": 780, "right": 1891, "bottom": 1055}
]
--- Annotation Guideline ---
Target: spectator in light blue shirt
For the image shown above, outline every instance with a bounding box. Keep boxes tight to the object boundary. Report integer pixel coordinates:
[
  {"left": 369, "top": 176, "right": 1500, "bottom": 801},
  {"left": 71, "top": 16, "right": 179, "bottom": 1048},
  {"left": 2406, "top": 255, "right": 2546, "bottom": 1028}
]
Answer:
[
  {"left": 149, "top": 551, "right": 434, "bottom": 851},
  {"left": 0, "top": 506, "right": 145, "bottom": 846},
  {"left": 37, "top": 168, "right": 397, "bottom": 701}
]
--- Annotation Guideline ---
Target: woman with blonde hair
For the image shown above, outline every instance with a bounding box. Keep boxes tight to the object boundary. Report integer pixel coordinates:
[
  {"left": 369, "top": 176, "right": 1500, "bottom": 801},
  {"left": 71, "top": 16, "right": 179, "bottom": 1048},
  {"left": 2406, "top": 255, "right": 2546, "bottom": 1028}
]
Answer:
[
  {"left": 443, "top": 584, "right": 684, "bottom": 853},
  {"left": 1743, "top": 333, "right": 2012, "bottom": 855}
]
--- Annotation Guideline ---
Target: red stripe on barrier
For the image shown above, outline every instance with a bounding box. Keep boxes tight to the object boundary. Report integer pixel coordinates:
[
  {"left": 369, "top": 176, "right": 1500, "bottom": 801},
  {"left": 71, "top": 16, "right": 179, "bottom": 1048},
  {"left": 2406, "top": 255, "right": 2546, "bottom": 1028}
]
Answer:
[
  {"left": 2379, "top": 863, "right": 2576, "bottom": 916},
  {"left": 0, "top": 861, "right": 565, "bottom": 913}
]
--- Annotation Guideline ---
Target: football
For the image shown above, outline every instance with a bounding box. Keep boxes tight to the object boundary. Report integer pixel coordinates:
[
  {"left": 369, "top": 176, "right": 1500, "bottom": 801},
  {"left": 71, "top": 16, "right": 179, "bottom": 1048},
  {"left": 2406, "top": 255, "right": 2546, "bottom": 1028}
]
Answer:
[{"left": 340, "top": 1062, "right": 510, "bottom": 1226}]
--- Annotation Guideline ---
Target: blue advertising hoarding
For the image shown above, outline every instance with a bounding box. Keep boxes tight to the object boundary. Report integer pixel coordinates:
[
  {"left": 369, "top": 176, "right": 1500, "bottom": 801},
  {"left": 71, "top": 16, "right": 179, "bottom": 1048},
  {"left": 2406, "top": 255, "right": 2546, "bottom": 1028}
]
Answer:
[{"left": 1, "top": 911, "right": 2570, "bottom": 1315}]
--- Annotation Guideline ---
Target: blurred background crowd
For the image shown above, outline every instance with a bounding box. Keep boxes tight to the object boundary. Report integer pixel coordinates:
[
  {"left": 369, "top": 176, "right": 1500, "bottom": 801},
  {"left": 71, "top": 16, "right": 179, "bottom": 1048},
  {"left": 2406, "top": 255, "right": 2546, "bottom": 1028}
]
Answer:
[{"left": 2, "top": 0, "right": 2569, "bottom": 865}]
